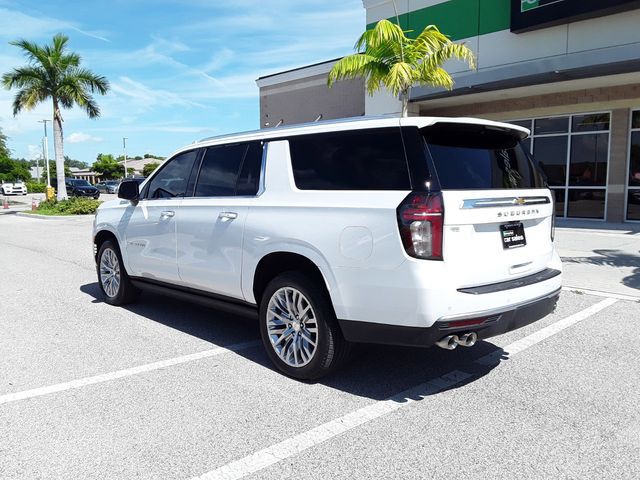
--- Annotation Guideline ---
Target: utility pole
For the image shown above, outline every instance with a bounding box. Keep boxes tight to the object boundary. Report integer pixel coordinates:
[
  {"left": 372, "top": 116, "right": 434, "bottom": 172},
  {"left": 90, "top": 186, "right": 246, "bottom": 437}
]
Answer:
[
  {"left": 38, "top": 119, "right": 51, "bottom": 186},
  {"left": 123, "top": 137, "right": 128, "bottom": 179}
]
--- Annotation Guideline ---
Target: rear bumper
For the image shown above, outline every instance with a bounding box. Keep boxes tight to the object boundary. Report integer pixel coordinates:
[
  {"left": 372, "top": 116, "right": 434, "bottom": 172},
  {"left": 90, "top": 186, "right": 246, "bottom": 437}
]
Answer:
[{"left": 338, "top": 288, "right": 560, "bottom": 347}]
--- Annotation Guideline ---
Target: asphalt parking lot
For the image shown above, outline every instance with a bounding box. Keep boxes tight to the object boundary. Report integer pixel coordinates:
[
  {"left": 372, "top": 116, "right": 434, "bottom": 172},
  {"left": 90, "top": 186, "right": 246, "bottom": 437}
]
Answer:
[{"left": 1, "top": 214, "right": 639, "bottom": 479}]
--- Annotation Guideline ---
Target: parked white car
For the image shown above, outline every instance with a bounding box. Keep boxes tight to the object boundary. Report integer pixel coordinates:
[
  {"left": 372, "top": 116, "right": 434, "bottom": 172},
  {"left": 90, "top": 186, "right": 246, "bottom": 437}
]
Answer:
[
  {"left": 1, "top": 180, "right": 27, "bottom": 195},
  {"left": 93, "top": 116, "right": 562, "bottom": 379}
]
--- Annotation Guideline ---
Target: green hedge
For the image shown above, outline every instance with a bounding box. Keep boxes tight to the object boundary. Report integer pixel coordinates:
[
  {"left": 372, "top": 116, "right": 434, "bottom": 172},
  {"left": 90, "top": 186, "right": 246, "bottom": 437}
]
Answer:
[
  {"left": 35, "top": 197, "right": 102, "bottom": 215},
  {"left": 26, "top": 182, "right": 47, "bottom": 193}
]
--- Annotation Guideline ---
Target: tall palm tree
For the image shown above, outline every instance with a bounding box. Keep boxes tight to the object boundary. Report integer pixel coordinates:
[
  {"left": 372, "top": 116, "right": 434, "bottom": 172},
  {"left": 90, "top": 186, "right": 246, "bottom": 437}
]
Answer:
[
  {"left": 2, "top": 34, "right": 109, "bottom": 200},
  {"left": 328, "top": 19, "right": 475, "bottom": 117}
]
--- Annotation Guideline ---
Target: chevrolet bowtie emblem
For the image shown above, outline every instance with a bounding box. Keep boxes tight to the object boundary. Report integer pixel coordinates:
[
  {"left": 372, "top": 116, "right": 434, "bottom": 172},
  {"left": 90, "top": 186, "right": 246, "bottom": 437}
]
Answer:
[{"left": 515, "top": 197, "right": 526, "bottom": 205}]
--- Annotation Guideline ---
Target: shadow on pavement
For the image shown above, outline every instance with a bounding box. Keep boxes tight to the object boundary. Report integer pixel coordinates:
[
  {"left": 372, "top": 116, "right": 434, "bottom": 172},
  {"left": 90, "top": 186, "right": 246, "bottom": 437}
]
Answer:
[
  {"left": 561, "top": 249, "right": 640, "bottom": 290},
  {"left": 80, "top": 282, "right": 505, "bottom": 401}
]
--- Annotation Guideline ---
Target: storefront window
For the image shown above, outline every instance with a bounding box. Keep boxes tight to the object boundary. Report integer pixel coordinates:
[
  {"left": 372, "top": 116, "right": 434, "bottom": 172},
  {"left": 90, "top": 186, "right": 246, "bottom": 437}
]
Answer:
[
  {"left": 512, "top": 112, "right": 610, "bottom": 220},
  {"left": 627, "top": 111, "right": 640, "bottom": 221}
]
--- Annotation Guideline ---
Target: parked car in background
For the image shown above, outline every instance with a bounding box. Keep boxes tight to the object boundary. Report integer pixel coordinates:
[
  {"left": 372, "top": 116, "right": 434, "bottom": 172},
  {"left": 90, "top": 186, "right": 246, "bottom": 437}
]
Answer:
[
  {"left": 96, "top": 180, "right": 120, "bottom": 194},
  {"left": 1, "top": 180, "right": 27, "bottom": 195},
  {"left": 52, "top": 178, "right": 100, "bottom": 199},
  {"left": 93, "top": 116, "right": 561, "bottom": 380}
]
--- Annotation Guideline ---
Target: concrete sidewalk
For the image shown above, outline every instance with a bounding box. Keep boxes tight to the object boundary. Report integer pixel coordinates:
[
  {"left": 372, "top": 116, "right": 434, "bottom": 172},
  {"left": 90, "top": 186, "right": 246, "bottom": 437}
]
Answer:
[{"left": 555, "top": 220, "right": 640, "bottom": 299}]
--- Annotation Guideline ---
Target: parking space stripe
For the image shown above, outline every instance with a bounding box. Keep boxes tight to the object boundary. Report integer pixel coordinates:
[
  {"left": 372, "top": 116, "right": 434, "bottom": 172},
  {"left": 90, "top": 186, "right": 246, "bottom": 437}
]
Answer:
[
  {"left": 0, "top": 340, "right": 261, "bottom": 406},
  {"left": 192, "top": 297, "right": 618, "bottom": 480}
]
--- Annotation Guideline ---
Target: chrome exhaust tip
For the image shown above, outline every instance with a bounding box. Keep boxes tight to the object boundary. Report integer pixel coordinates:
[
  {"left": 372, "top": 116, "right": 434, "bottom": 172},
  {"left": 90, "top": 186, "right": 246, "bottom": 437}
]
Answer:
[
  {"left": 458, "top": 332, "right": 478, "bottom": 347},
  {"left": 436, "top": 335, "right": 459, "bottom": 350}
]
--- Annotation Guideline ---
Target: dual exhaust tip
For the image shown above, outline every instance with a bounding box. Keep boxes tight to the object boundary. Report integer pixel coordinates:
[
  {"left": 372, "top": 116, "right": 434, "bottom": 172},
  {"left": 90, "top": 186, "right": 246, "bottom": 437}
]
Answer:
[{"left": 436, "top": 332, "right": 478, "bottom": 350}]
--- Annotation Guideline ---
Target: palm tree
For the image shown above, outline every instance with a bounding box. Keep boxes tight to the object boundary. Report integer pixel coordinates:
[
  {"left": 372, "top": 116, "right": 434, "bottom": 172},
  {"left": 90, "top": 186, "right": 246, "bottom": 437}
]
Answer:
[
  {"left": 328, "top": 19, "right": 475, "bottom": 117},
  {"left": 2, "top": 34, "right": 109, "bottom": 200}
]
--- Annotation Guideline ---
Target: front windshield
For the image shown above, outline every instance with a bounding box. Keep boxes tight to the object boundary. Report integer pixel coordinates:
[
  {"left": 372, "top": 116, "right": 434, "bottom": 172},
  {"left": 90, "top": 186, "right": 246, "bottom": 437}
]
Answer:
[{"left": 71, "top": 179, "right": 91, "bottom": 186}]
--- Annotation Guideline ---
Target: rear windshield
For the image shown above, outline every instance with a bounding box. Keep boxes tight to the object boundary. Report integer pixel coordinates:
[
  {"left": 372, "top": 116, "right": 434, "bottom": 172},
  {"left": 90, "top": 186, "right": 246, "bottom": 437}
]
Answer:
[{"left": 422, "top": 123, "right": 545, "bottom": 190}]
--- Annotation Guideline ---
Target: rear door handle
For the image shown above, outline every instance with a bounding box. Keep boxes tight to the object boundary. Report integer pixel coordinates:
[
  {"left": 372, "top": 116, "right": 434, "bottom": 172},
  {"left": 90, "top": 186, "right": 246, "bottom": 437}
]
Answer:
[
  {"left": 219, "top": 211, "right": 238, "bottom": 221},
  {"left": 160, "top": 210, "right": 175, "bottom": 218}
]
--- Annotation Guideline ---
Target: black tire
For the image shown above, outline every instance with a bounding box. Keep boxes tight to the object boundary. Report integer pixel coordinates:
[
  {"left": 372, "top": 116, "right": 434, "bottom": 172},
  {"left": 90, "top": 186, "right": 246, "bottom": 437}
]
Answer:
[
  {"left": 96, "top": 240, "right": 138, "bottom": 305},
  {"left": 259, "top": 272, "right": 350, "bottom": 380}
]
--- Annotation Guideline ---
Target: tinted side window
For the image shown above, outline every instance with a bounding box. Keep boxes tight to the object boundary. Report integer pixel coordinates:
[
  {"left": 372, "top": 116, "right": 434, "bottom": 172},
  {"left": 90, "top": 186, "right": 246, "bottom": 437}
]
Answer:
[
  {"left": 195, "top": 144, "right": 246, "bottom": 197},
  {"left": 236, "top": 142, "right": 263, "bottom": 196},
  {"left": 146, "top": 150, "right": 199, "bottom": 199},
  {"left": 289, "top": 129, "right": 410, "bottom": 190}
]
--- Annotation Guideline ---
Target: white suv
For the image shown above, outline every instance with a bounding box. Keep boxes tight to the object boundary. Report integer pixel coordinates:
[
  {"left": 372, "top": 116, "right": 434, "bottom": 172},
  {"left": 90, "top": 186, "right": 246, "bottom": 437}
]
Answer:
[
  {"left": 1, "top": 180, "right": 27, "bottom": 195},
  {"left": 93, "top": 117, "right": 562, "bottom": 379}
]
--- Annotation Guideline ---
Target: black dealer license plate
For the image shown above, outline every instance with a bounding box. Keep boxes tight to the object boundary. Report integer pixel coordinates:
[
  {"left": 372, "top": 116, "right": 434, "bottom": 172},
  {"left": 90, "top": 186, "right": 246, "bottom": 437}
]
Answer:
[{"left": 500, "top": 222, "right": 526, "bottom": 249}]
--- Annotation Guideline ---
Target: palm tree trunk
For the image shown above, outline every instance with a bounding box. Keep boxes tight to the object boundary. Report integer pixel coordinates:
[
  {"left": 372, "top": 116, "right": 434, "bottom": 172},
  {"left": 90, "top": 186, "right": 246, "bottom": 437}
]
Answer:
[
  {"left": 52, "top": 99, "right": 67, "bottom": 200},
  {"left": 400, "top": 90, "right": 409, "bottom": 118}
]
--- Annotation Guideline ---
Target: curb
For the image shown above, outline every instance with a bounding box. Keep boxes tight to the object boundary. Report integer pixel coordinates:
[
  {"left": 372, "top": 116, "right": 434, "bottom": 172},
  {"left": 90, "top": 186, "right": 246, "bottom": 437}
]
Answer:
[{"left": 16, "top": 212, "right": 95, "bottom": 220}]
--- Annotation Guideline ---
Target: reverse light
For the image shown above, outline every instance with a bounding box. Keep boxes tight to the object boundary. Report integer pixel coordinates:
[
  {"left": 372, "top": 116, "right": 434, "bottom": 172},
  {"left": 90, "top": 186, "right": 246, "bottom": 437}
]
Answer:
[{"left": 397, "top": 192, "right": 444, "bottom": 260}]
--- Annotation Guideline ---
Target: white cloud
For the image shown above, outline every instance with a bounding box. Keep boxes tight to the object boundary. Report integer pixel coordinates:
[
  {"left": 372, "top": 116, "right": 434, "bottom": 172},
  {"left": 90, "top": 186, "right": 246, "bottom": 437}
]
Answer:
[
  {"left": 27, "top": 144, "right": 42, "bottom": 160},
  {"left": 110, "top": 76, "right": 205, "bottom": 110},
  {"left": 0, "top": 7, "right": 110, "bottom": 42},
  {"left": 67, "top": 132, "right": 103, "bottom": 143}
]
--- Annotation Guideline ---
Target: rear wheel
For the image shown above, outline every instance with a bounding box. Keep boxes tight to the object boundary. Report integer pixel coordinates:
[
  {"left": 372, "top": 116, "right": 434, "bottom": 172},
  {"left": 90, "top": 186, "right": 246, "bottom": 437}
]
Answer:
[
  {"left": 97, "top": 240, "right": 138, "bottom": 305},
  {"left": 259, "top": 272, "right": 350, "bottom": 380}
]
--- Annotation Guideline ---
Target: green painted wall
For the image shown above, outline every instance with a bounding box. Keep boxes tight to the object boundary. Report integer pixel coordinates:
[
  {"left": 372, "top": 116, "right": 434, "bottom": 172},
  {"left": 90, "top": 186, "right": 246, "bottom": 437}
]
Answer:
[{"left": 367, "top": 0, "right": 511, "bottom": 40}]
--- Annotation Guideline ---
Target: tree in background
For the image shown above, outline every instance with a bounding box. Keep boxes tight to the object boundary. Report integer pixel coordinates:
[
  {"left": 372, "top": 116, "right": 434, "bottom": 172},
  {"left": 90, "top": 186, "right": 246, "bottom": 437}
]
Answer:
[
  {"left": 0, "top": 128, "right": 10, "bottom": 160},
  {"left": 142, "top": 162, "right": 161, "bottom": 177},
  {"left": 0, "top": 128, "right": 31, "bottom": 182},
  {"left": 93, "top": 154, "right": 122, "bottom": 179},
  {"left": 2, "top": 34, "right": 109, "bottom": 200},
  {"left": 328, "top": 19, "right": 475, "bottom": 117},
  {"left": 41, "top": 160, "right": 72, "bottom": 182},
  {"left": 64, "top": 155, "right": 89, "bottom": 169}
]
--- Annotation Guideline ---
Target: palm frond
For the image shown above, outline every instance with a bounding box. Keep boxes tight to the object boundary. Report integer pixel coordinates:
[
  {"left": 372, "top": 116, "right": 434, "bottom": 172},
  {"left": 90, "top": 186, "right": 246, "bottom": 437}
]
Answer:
[
  {"left": 417, "top": 66, "right": 454, "bottom": 90},
  {"left": 355, "top": 19, "right": 406, "bottom": 51},
  {"left": 412, "top": 25, "right": 450, "bottom": 55},
  {"left": 419, "top": 42, "right": 476, "bottom": 78},
  {"left": 327, "top": 54, "right": 388, "bottom": 86},
  {"left": 11, "top": 85, "right": 48, "bottom": 115},
  {"left": 8, "top": 38, "right": 48, "bottom": 66},
  {"left": 383, "top": 62, "right": 413, "bottom": 97},
  {"left": 1, "top": 66, "right": 48, "bottom": 90}
]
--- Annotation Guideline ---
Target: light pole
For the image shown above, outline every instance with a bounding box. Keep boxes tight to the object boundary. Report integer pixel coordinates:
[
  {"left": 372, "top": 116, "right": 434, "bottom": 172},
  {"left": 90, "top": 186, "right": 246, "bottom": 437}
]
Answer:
[
  {"left": 38, "top": 119, "right": 51, "bottom": 186},
  {"left": 123, "top": 137, "right": 128, "bottom": 179}
]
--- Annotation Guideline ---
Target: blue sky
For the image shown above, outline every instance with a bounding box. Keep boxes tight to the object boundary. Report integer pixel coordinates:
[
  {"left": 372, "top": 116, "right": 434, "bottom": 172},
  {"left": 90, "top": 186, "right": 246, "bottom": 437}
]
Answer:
[{"left": 0, "top": 0, "right": 364, "bottom": 164}]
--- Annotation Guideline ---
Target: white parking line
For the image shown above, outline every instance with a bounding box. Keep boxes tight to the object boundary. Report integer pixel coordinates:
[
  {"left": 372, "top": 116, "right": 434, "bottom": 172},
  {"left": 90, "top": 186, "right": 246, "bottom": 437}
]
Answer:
[
  {"left": 562, "top": 286, "right": 639, "bottom": 302},
  {"left": 0, "top": 340, "right": 261, "bottom": 406},
  {"left": 192, "top": 297, "right": 618, "bottom": 480}
]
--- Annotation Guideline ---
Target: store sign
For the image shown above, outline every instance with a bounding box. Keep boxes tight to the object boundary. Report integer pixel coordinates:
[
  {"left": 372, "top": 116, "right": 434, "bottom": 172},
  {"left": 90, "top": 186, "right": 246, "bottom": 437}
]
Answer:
[
  {"left": 521, "top": 0, "right": 563, "bottom": 12},
  {"left": 511, "top": 0, "right": 640, "bottom": 32}
]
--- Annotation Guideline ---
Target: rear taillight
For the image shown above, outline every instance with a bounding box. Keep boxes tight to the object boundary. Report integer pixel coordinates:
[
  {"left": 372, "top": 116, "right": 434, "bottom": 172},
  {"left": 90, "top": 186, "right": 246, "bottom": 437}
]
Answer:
[{"left": 397, "top": 192, "right": 444, "bottom": 260}]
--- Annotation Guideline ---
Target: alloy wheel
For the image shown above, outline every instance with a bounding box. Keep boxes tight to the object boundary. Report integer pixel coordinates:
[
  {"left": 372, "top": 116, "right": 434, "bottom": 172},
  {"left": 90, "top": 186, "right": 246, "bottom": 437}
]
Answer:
[
  {"left": 99, "top": 248, "right": 121, "bottom": 298},
  {"left": 266, "top": 287, "right": 319, "bottom": 367}
]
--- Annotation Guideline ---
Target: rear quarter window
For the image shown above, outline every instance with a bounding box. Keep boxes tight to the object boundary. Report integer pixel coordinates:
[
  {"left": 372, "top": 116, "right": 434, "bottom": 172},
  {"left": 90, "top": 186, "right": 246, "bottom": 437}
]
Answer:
[
  {"left": 423, "top": 123, "right": 545, "bottom": 190},
  {"left": 289, "top": 128, "right": 411, "bottom": 190}
]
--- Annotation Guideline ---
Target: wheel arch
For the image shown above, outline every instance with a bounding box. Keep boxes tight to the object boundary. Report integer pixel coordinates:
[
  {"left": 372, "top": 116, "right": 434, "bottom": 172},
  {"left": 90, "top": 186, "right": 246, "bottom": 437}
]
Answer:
[{"left": 251, "top": 251, "right": 341, "bottom": 316}]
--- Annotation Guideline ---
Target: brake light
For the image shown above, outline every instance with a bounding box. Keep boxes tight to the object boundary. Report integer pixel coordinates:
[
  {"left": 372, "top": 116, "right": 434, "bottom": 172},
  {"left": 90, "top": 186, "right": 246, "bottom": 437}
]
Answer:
[{"left": 397, "top": 192, "right": 444, "bottom": 260}]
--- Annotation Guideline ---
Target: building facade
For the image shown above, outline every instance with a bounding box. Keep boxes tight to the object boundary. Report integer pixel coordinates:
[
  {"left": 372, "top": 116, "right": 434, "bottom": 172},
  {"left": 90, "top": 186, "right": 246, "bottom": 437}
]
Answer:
[{"left": 257, "top": 0, "right": 640, "bottom": 223}]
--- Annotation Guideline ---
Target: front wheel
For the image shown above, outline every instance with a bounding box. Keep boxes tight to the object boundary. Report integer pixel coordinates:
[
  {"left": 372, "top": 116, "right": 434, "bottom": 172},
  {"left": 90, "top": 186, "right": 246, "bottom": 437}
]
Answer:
[
  {"left": 259, "top": 272, "right": 350, "bottom": 380},
  {"left": 97, "top": 240, "right": 138, "bottom": 305}
]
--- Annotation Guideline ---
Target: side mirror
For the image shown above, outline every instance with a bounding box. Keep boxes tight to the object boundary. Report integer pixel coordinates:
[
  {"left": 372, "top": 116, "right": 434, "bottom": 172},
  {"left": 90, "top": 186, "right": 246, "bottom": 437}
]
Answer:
[{"left": 118, "top": 180, "right": 140, "bottom": 201}]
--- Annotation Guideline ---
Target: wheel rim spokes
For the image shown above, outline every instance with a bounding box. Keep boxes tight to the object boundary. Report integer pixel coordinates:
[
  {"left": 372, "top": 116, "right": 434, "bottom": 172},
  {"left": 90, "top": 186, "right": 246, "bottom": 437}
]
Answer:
[
  {"left": 266, "top": 287, "right": 318, "bottom": 368},
  {"left": 99, "top": 248, "right": 121, "bottom": 298}
]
